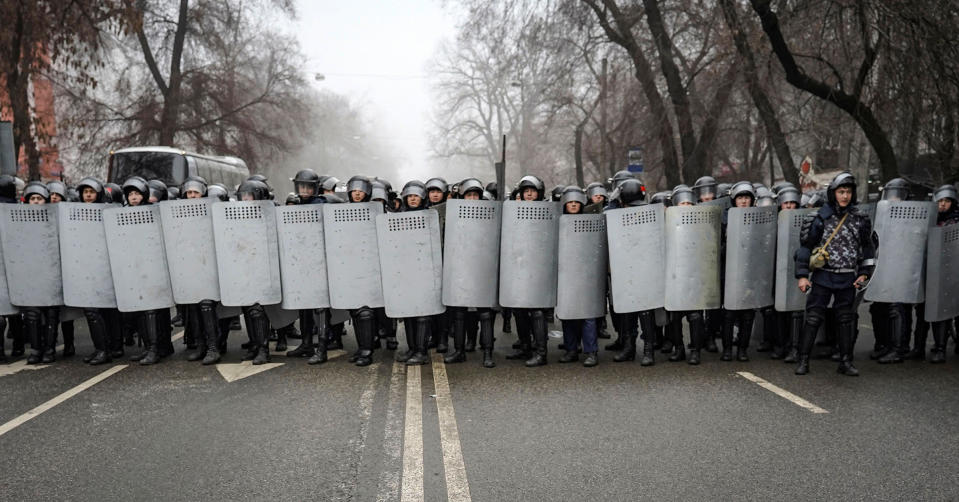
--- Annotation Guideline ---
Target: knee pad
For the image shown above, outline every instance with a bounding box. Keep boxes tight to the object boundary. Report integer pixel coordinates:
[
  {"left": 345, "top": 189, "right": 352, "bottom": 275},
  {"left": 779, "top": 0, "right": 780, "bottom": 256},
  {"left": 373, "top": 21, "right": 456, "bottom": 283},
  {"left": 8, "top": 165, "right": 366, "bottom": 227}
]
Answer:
[
  {"left": 355, "top": 308, "right": 375, "bottom": 323},
  {"left": 477, "top": 309, "right": 492, "bottom": 322},
  {"left": 688, "top": 311, "right": 704, "bottom": 323},
  {"left": 805, "top": 308, "right": 826, "bottom": 328}
]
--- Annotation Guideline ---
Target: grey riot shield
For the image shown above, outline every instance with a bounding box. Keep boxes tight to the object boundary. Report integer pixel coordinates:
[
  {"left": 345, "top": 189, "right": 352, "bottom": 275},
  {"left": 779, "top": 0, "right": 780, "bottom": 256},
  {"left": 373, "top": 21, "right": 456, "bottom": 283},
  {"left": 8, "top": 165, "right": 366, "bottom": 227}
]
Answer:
[
  {"left": 498, "top": 201, "right": 560, "bottom": 308},
  {"left": 724, "top": 206, "right": 777, "bottom": 310},
  {"left": 212, "top": 201, "right": 282, "bottom": 307},
  {"left": 701, "top": 198, "right": 731, "bottom": 209},
  {"left": 775, "top": 208, "right": 816, "bottom": 312},
  {"left": 103, "top": 205, "right": 175, "bottom": 312},
  {"left": 664, "top": 205, "right": 722, "bottom": 311},
  {"left": 376, "top": 210, "right": 445, "bottom": 318},
  {"left": 442, "top": 199, "right": 501, "bottom": 308},
  {"left": 264, "top": 303, "right": 298, "bottom": 328},
  {"left": 865, "top": 201, "right": 935, "bottom": 304},
  {"left": 0, "top": 243, "right": 15, "bottom": 315},
  {"left": 606, "top": 204, "right": 666, "bottom": 313},
  {"left": 924, "top": 225, "right": 959, "bottom": 322},
  {"left": 0, "top": 204, "right": 63, "bottom": 306},
  {"left": 57, "top": 203, "right": 117, "bottom": 309},
  {"left": 323, "top": 202, "right": 385, "bottom": 310},
  {"left": 276, "top": 205, "right": 330, "bottom": 310},
  {"left": 159, "top": 199, "right": 220, "bottom": 304},
  {"left": 556, "top": 214, "right": 607, "bottom": 320},
  {"left": 858, "top": 202, "right": 877, "bottom": 225}
]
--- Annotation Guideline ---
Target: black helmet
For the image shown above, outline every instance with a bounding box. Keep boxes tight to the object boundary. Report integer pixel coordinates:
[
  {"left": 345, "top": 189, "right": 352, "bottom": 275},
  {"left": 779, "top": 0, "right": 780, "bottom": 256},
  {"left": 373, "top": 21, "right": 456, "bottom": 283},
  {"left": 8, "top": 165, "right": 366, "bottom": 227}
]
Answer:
[
  {"left": 617, "top": 178, "right": 646, "bottom": 206},
  {"left": 729, "top": 181, "right": 756, "bottom": 205},
  {"left": 207, "top": 183, "right": 230, "bottom": 201},
  {"left": 321, "top": 176, "right": 340, "bottom": 192},
  {"left": 180, "top": 178, "right": 207, "bottom": 198},
  {"left": 880, "top": 177, "right": 910, "bottom": 201},
  {"left": 104, "top": 182, "right": 124, "bottom": 204},
  {"left": 551, "top": 185, "right": 566, "bottom": 202},
  {"left": 771, "top": 181, "right": 796, "bottom": 194},
  {"left": 826, "top": 171, "right": 857, "bottom": 205},
  {"left": 671, "top": 186, "right": 696, "bottom": 206},
  {"left": 47, "top": 181, "right": 67, "bottom": 201},
  {"left": 650, "top": 191, "right": 671, "bottom": 206},
  {"left": 247, "top": 174, "right": 273, "bottom": 199},
  {"left": 291, "top": 169, "right": 321, "bottom": 195},
  {"left": 692, "top": 175, "right": 718, "bottom": 200},
  {"left": 23, "top": 182, "right": 49, "bottom": 203},
  {"left": 375, "top": 177, "right": 393, "bottom": 193},
  {"left": 346, "top": 175, "right": 373, "bottom": 202},
  {"left": 586, "top": 182, "right": 608, "bottom": 203},
  {"left": 122, "top": 176, "right": 150, "bottom": 204},
  {"left": 933, "top": 184, "right": 958, "bottom": 204},
  {"left": 236, "top": 179, "right": 270, "bottom": 201},
  {"left": 610, "top": 169, "right": 634, "bottom": 189},
  {"left": 146, "top": 179, "right": 168, "bottom": 202},
  {"left": 167, "top": 187, "right": 180, "bottom": 200},
  {"left": 0, "top": 175, "right": 16, "bottom": 200},
  {"left": 65, "top": 187, "right": 80, "bottom": 202},
  {"left": 75, "top": 177, "right": 105, "bottom": 203},
  {"left": 560, "top": 186, "right": 587, "bottom": 208},
  {"left": 425, "top": 177, "right": 448, "bottom": 195},
  {"left": 401, "top": 180, "right": 427, "bottom": 200},
  {"left": 517, "top": 175, "right": 545, "bottom": 200},
  {"left": 716, "top": 183, "right": 732, "bottom": 198},
  {"left": 484, "top": 181, "right": 498, "bottom": 200},
  {"left": 459, "top": 178, "right": 484, "bottom": 198},
  {"left": 777, "top": 186, "right": 802, "bottom": 206}
]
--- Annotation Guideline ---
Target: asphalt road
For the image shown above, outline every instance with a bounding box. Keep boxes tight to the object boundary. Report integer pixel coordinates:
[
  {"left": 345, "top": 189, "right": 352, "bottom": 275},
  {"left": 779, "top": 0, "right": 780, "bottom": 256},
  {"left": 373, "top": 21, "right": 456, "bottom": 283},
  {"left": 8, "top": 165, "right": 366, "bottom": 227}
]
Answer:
[{"left": 1, "top": 308, "right": 957, "bottom": 501}]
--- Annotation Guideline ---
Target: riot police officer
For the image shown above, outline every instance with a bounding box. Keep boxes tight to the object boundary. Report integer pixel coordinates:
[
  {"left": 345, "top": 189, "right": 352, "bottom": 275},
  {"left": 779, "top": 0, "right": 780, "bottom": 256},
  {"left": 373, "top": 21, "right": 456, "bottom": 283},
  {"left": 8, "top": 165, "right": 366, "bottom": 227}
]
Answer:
[
  {"left": 875, "top": 178, "right": 912, "bottom": 364},
  {"left": 665, "top": 186, "right": 707, "bottom": 365},
  {"left": 693, "top": 176, "right": 718, "bottom": 202},
  {"left": 795, "top": 172, "right": 875, "bottom": 376},
  {"left": 20, "top": 183, "right": 61, "bottom": 364},
  {"left": 557, "top": 186, "right": 601, "bottom": 367},
  {"left": 344, "top": 175, "right": 378, "bottom": 366},
  {"left": 928, "top": 184, "right": 959, "bottom": 363},
  {"left": 775, "top": 186, "right": 805, "bottom": 363},
  {"left": 391, "top": 181, "right": 433, "bottom": 366},
  {"left": 721, "top": 182, "right": 759, "bottom": 362}
]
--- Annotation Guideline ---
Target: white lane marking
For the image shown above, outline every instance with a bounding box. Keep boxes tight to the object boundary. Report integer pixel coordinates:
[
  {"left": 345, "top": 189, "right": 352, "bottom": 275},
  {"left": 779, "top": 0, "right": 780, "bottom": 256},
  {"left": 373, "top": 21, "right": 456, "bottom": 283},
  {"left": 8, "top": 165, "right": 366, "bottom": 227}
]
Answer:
[
  {"left": 376, "top": 362, "right": 407, "bottom": 502},
  {"left": 0, "top": 360, "right": 50, "bottom": 377},
  {"left": 737, "top": 371, "right": 829, "bottom": 414},
  {"left": 337, "top": 362, "right": 382, "bottom": 500},
  {"left": 401, "top": 364, "right": 424, "bottom": 502},
  {"left": 0, "top": 364, "right": 128, "bottom": 437},
  {"left": 172, "top": 330, "right": 184, "bottom": 342},
  {"left": 215, "top": 361, "right": 285, "bottom": 382},
  {"left": 431, "top": 354, "right": 472, "bottom": 502}
]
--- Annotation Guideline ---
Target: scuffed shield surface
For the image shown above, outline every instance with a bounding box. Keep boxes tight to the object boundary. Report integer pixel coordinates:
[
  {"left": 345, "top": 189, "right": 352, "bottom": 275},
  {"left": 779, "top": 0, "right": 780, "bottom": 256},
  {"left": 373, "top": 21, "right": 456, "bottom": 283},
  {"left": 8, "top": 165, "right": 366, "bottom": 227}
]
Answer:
[
  {"left": 606, "top": 204, "right": 665, "bottom": 313},
  {"left": 159, "top": 199, "right": 220, "bottom": 304},
  {"left": 498, "top": 201, "right": 560, "bottom": 309},
  {"left": 556, "top": 214, "right": 607, "bottom": 320},
  {"left": 664, "top": 205, "right": 722, "bottom": 311},
  {"left": 0, "top": 204, "right": 63, "bottom": 307},
  {"left": 376, "top": 210, "right": 445, "bottom": 318},
  {"left": 724, "top": 206, "right": 777, "bottom": 310},
  {"left": 775, "top": 208, "right": 816, "bottom": 311},
  {"left": 865, "top": 201, "right": 934, "bottom": 304},
  {"left": 924, "top": 225, "right": 959, "bottom": 322},
  {"left": 276, "top": 205, "right": 330, "bottom": 310},
  {"left": 323, "top": 202, "right": 384, "bottom": 310},
  {"left": 103, "top": 205, "right": 175, "bottom": 312},
  {"left": 58, "top": 203, "right": 117, "bottom": 308},
  {"left": 442, "top": 200, "right": 501, "bottom": 308},
  {"left": 212, "top": 201, "right": 281, "bottom": 307}
]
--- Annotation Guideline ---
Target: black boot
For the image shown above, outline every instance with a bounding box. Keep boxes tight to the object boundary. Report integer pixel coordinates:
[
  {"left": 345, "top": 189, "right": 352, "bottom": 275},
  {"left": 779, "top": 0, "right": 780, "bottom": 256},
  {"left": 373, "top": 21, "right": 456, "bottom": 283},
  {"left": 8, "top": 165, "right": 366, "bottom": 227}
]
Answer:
[
  {"left": 878, "top": 305, "right": 905, "bottom": 364},
  {"left": 354, "top": 310, "right": 375, "bottom": 367},
  {"left": 85, "top": 310, "right": 111, "bottom": 366},
  {"left": 783, "top": 312, "right": 802, "bottom": 363},
  {"left": 444, "top": 311, "right": 466, "bottom": 364},
  {"left": 687, "top": 314, "right": 704, "bottom": 365},
  {"left": 307, "top": 310, "right": 328, "bottom": 365},
  {"left": 25, "top": 310, "right": 44, "bottom": 365},
  {"left": 795, "top": 355, "right": 810, "bottom": 375},
  {"left": 274, "top": 324, "right": 292, "bottom": 352},
  {"left": 501, "top": 312, "right": 512, "bottom": 334},
  {"left": 200, "top": 303, "right": 221, "bottom": 365},
  {"left": 736, "top": 313, "right": 754, "bottom": 362},
  {"left": 251, "top": 312, "right": 271, "bottom": 366},
  {"left": 720, "top": 316, "right": 735, "bottom": 362},
  {"left": 434, "top": 314, "right": 449, "bottom": 354},
  {"left": 524, "top": 311, "right": 548, "bottom": 367},
  {"left": 465, "top": 320, "right": 477, "bottom": 353},
  {"left": 287, "top": 309, "right": 315, "bottom": 357},
  {"left": 929, "top": 322, "right": 947, "bottom": 364},
  {"left": 41, "top": 309, "right": 59, "bottom": 364},
  {"left": 61, "top": 321, "right": 75, "bottom": 357},
  {"left": 139, "top": 312, "right": 160, "bottom": 365},
  {"left": 478, "top": 311, "right": 495, "bottom": 368},
  {"left": 395, "top": 320, "right": 416, "bottom": 363},
  {"left": 640, "top": 312, "right": 657, "bottom": 366},
  {"left": 406, "top": 318, "right": 430, "bottom": 366},
  {"left": 185, "top": 307, "right": 207, "bottom": 362},
  {"left": 904, "top": 326, "right": 927, "bottom": 361},
  {"left": 794, "top": 312, "right": 821, "bottom": 375}
]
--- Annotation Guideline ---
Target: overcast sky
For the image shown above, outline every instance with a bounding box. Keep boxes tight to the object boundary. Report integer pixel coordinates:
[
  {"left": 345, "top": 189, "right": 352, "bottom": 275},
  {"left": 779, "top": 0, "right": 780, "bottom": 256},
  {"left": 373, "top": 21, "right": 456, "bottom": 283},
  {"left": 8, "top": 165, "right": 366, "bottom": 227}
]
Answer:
[{"left": 294, "top": 0, "right": 457, "bottom": 182}]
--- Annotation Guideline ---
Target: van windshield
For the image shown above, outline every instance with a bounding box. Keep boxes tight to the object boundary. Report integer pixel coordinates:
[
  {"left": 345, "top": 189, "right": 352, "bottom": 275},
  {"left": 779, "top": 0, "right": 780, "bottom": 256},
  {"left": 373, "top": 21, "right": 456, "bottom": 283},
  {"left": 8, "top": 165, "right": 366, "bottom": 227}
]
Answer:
[{"left": 111, "top": 151, "right": 186, "bottom": 185}]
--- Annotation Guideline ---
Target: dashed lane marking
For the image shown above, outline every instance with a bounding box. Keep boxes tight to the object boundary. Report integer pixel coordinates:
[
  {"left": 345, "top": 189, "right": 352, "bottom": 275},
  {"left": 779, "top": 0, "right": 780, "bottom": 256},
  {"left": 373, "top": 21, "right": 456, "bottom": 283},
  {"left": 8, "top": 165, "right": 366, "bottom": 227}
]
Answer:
[
  {"left": 430, "top": 354, "right": 472, "bottom": 501},
  {"left": 376, "top": 362, "right": 407, "bottom": 502},
  {"left": 737, "top": 371, "right": 829, "bottom": 414},
  {"left": 401, "top": 363, "right": 424, "bottom": 502},
  {"left": 0, "top": 364, "right": 129, "bottom": 437}
]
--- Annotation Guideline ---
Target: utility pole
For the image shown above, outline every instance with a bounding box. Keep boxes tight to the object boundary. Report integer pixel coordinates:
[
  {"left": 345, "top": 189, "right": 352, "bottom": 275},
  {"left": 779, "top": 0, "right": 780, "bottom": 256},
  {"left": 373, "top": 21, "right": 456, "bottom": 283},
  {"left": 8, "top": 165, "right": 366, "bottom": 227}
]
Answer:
[
  {"left": 495, "top": 135, "right": 506, "bottom": 200},
  {"left": 600, "top": 57, "right": 608, "bottom": 178}
]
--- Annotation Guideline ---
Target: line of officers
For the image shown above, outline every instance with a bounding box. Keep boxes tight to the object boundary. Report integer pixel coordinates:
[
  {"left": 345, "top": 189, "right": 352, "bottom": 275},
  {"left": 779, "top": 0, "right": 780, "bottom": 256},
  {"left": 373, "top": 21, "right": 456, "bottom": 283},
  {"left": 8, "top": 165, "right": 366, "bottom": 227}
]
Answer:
[{"left": 0, "top": 170, "right": 956, "bottom": 377}]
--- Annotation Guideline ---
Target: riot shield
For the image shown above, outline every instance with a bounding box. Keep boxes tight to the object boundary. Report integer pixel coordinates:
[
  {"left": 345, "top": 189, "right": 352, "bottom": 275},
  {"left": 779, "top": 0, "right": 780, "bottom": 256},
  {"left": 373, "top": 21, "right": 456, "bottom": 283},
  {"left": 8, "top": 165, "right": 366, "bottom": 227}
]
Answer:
[
  {"left": 211, "top": 201, "right": 282, "bottom": 307},
  {"left": 376, "top": 210, "right": 445, "bottom": 318},
  {"left": 57, "top": 203, "right": 117, "bottom": 309},
  {"left": 556, "top": 214, "right": 607, "bottom": 320},
  {"left": 275, "top": 205, "right": 330, "bottom": 310},
  {"left": 775, "top": 208, "right": 816, "bottom": 312},
  {"left": 159, "top": 199, "right": 220, "bottom": 304},
  {"left": 323, "top": 202, "right": 385, "bottom": 310},
  {"left": 264, "top": 303, "right": 298, "bottom": 328},
  {"left": 664, "top": 205, "right": 722, "bottom": 311},
  {"left": 724, "top": 206, "right": 777, "bottom": 310},
  {"left": 442, "top": 199, "right": 501, "bottom": 308},
  {"left": 606, "top": 204, "right": 666, "bottom": 313},
  {"left": 858, "top": 202, "right": 877, "bottom": 226},
  {"left": 498, "top": 201, "right": 560, "bottom": 309},
  {"left": 864, "top": 201, "right": 935, "bottom": 304},
  {"left": 0, "top": 243, "right": 16, "bottom": 315},
  {"left": 0, "top": 204, "right": 63, "bottom": 307},
  {"left": 924, "top": 225, "right": 959, "bottom": 322},
  {"left": 701, "top": 198, "right": 730, "bottom": 209},
  {"left": 103, "top": 205, "right": 175, "bottom": 312}
]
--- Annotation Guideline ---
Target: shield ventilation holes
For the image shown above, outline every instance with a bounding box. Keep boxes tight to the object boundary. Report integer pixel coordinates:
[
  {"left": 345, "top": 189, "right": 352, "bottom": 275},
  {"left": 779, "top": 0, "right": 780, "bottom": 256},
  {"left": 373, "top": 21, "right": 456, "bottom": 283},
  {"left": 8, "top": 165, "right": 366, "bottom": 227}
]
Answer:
[
  {"left": 224, "top": 205, "right": 263, "bottom": 220},
  {"left": 573, "top": 218, "right": 604, "bottom": 233},
  {"left": 281, "top": 207, "right": 320, "bottom": 224},
  {"left": 681, "top": 210, "right": 717, "bottom": 225},
  {"left": 116, "top": 208, "right": 155, "bottom": 226},
  {"left": 333, "top": 206, "right": 371, "bottom": 222},
  {"left": 387, "top": 214, "right": 426, "bottom": 232},
  {"left": 457, "top": 204, "right": 495, "bottom": 220},
  {"left": 743, "top": 210, "right": 775, "bottom": 225},
  {"left": 10, "top": 207, "right": 49, "bottom": 223},
  {"left": 171, "top": 202, "right": 208, "bottom": 219},
  {"left": 890, "top": 205, "right": 929, "bottom": 220},
  {"left": 621, "top": 209, "right": 656, "bottom": 226},
  {"left": 945, "top": 227, "right": 959, "bottom": 244},
  {"left": 516, "top": 205, "right": 554, "bottom": 220},
  {"left": 69, "top": 206, "right": 102, "bottom": 222}
]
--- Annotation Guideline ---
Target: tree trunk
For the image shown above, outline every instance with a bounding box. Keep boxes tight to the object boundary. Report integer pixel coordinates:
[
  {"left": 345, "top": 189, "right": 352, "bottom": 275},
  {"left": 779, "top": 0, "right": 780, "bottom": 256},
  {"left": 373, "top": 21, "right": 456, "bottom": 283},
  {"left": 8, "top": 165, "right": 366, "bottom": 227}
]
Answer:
[
  {"left": 574, "top": 120, "right": 586, "bottom": 187},
  {"left": 158, "top": 0, "right": 190, "bottom": 146},
  {"left": 5, "top": 4, "right": 41, "bottom": 180}
]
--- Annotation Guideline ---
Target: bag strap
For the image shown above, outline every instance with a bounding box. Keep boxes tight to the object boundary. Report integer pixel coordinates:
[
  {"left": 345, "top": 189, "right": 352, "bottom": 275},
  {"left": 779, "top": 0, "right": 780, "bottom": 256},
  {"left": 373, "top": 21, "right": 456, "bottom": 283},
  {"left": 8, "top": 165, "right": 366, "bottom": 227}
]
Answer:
[{"left": 820, "top": 212, "right": 848, "bottom": 250}]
